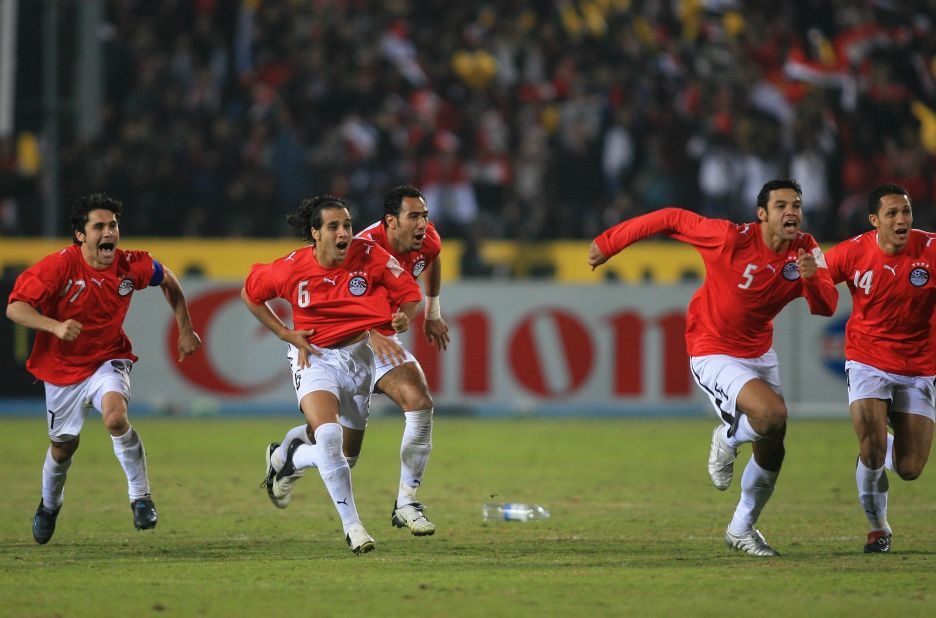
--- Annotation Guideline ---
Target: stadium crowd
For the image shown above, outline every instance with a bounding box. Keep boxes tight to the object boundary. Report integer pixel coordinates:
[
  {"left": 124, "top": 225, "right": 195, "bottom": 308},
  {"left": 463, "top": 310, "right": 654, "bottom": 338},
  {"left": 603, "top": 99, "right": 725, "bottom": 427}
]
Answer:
[{"left": 3, "top": 0, "right": 936, "bottom": 243}]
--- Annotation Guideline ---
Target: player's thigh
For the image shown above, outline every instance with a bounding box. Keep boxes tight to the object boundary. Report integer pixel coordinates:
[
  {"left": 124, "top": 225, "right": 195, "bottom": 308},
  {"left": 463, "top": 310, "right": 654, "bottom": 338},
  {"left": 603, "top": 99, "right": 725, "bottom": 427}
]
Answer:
[
  {"left": 299, "top": 390, "right": 341, "bottom": 428},
  {"left": 88, "top": 360, "right": 133, "bottom": 429},
  {"left": 736, "top": 378, "right": 787, "bottom": 425},
  {"left": 849, "top": 397, "right": 890, "bottom": 448},
  {"left": 890, "top": 413, "right": 934, "bottom": 478},
  {"left": 375, "top": 361, "right": 431, "bottom": 410}
]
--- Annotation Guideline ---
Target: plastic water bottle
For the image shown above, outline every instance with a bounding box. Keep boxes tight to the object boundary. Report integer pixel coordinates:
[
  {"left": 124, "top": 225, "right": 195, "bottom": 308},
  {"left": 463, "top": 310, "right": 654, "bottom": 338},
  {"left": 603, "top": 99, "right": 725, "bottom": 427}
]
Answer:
[{"left": 482, "top": 503, "right": 550, "bottom": 522}]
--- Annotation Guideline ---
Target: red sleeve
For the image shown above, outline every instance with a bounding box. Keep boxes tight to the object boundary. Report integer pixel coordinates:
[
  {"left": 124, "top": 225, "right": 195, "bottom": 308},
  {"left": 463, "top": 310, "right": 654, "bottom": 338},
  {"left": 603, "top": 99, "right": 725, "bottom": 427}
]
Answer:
[
  {"left": 800, "top": 238, "right": 838, "bottom": 316},
  {"left": 8, "top": 253, "right": 62, "bottom": 310},
  {"left": 594, "top": 208, "right": 730, "bottom": 257},
  {"left": 125, "top": 250, "right": 157, "bottom": 289},
  {"left": 823, "top": 239, "right": 852, "bottom": 285},
  {"left": 425, "top": 223, "right": 442, "bottom": 260},
  {"left": 382, "top": 254, "right": 423, "bottom": 306},
  {"left": 244, "top": 262, "right": 280, "bottom": 304}
]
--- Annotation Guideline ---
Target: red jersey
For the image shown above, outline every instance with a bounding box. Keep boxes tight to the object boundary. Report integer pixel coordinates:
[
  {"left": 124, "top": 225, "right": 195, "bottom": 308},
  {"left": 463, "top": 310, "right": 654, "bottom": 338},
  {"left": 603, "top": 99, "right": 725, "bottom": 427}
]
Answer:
[
  {"left": 8, "top": 245, "right": 160, "bottom": 386},
  {"left": 825, "top": 229, "right": 936, "bottom": 376},
  {"left": 356, "top": 221, "right": 441, "bottom": 281},
  {"left": 243, "top": 239, "right": 422, "bottom": 348},
  {"left": 594, "top": 208, "right": 837, "bottom": 358}
]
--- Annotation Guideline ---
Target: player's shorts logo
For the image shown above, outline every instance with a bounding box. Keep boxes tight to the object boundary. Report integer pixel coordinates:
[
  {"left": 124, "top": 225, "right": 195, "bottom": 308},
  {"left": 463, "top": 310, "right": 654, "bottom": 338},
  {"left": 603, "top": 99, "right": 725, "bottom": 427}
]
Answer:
[
  {"left": 348, "top": 276, "right": 367, "bottom": 296},
  {"left": 412, "top": 259, "right": 426, "bottom": 278},
  {"left": 782, "top": 261, "right": 800, "bottom": 281},
  {"left": 118, "top": 279, "right": 134, "bottom": 296},
  {"left": 909, "top": 267, "right": 929, "bottom": 287}
]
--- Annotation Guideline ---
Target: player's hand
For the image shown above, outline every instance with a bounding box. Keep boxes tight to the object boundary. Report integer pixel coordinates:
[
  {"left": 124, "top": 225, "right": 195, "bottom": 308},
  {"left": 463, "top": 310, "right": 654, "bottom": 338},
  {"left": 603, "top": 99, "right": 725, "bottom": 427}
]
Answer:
[
  {"left": 796, "top": 248, "right": 818, "bottom": 278},
  {"left": 588, "top": 241, "right": 608, "bottom": 270},
  {"left": 369, "top": 330, "right": 406, "bottom": 367},
  {"left": 53, "top": 319, "right": 82, "bottom": 342},
  {"left": 424, "top": 317, "right": 449, "bottom": 351},
  {"left": 177, "top": 328, "right": 202, "bottom": 362},
  {"left": 282, "top": 329, "right": 320, "bottom": 369},
  {"left": 391, "top": 311, "right": 409, "bottom": 334}
]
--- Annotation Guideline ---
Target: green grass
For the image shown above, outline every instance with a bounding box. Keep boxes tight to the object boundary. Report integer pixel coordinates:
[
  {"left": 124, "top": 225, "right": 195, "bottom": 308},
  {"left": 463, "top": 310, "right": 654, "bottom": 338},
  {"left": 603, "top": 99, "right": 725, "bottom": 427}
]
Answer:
[{"left": 1, "top": 416, "right": 935, "bottom": 617}]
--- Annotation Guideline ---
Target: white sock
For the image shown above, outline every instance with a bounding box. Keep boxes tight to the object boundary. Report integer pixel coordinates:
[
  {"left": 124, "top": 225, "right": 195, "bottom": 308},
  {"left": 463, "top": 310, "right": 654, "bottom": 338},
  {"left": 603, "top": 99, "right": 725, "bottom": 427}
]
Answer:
[
  {"left": 274, "top": 424, "right": 313, "bottom": 470},
  {"left": 884, "top": 434, "right": 895, "bottom": 472},
  {"left": 41, "top": 447, "right": 71, "bottom": 510},
  {"left": 724, "top": 415, "right": 762, "bottom": 450},
  {"left": 398, "top": 408, "right": 433, "bottom": 506},
  {"left": 292, "top": 443, "right": 318, "bottom": 470},
  {"left": 111, "top": 426, "right": 150, "bottom": 500},
  {"left": 728, "top": 457, "right": 779, "bottom": 534},
  {"left": 313, "top": 423, "right": 361, "bottom": 531},
  {"left": 856, "top": 459, "right": 891, "bottom": 533}
]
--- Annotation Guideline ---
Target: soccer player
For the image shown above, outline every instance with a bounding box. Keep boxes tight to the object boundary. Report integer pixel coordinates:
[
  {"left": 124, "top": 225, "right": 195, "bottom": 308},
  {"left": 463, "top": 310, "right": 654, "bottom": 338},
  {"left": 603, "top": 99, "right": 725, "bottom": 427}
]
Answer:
[
  {"left": 824, "top": 184, "right": 936, "bottom": 554},
  {"left": 245, "top": 195, "right": 422, "bottom": 553},
  {"left": 5, "top": 193, "right": 202, "bottom": 544},
  {"left": 588, "top": 179, "right": 837, "bottom": 556},
  {"left": 354, "top": 185, "right": 448, "bottom": 536}
]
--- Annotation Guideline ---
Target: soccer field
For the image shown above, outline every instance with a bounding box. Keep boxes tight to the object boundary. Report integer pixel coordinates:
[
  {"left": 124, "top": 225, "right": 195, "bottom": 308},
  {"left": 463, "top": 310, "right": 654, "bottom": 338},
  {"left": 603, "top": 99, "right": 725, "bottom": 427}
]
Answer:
[{"left": 1, "top": 416, "right": 934, "bottom": 617}]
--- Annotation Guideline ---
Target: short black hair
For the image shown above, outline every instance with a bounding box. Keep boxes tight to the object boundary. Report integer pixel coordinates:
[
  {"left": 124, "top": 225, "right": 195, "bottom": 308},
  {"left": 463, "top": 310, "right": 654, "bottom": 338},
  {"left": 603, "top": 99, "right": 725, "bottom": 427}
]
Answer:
[
  {"left": 756, "top": 179, "right": 802, "bottom": 211},
  {"left": 286, "top": 195, "right": 351, "bottom": 242},
  {"left": 868, "top": 183, "right": 910, "bottom": 215},
  {"left": 382, "top": 185, "right": 424, "bottom": 224},
  {"left": 70, "top": 193, "right": 123, "bottom": 245}
]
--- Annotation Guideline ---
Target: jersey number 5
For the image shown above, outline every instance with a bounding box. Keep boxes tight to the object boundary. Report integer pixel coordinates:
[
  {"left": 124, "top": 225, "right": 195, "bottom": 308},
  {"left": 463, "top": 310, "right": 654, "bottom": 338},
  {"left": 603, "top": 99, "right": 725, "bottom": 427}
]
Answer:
[
  {"left": 738, "top": 264, "right": 757, "bottom": 289},
  {"left": 853, "top": 270, "right": 872, "bottom": 295}
]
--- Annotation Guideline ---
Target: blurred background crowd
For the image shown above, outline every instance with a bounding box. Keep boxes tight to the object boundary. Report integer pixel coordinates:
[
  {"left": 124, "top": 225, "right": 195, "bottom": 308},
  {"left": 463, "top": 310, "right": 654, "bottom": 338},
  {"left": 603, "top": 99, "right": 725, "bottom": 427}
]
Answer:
[{"left": 2, "top": 0, "right": 936, "bottom": 243}]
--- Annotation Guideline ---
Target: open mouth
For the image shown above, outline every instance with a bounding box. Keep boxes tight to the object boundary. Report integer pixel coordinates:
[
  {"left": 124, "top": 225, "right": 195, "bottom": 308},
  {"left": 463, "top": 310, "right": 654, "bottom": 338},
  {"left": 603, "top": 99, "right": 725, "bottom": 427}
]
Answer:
[
  {"left": 336, "top": 241, "right": 348, "bottom": 251},
  {"left": 99, "top": 242, "right": 115, "bottom": 255},
  {"left": 782, "top": 220, "right": 798, "bottom": 232},
  {"left": 894, "top": 227, "right": 908, "bottom": 239},
  {"left": 414, "top": 232, "right": 425, "bottom": 241}
]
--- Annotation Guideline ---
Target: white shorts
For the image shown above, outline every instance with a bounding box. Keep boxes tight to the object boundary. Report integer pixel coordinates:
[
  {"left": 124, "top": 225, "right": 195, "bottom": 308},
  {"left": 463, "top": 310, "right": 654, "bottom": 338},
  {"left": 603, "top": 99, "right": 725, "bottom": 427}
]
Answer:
[
  {"left": 372, "top": 333, "right": 420, "bottom": 388},
  {"left": 287, "top": 337, "right": 375, "bottom": 431},
  {"left": 845, "top": 360, "right": 936, "bottom": 422},
  {"left": 44, "top": 359, "right": 133, "bottom": 441},
  {"left": 690, "top": 349, "right": 783, "bottom": 433}
]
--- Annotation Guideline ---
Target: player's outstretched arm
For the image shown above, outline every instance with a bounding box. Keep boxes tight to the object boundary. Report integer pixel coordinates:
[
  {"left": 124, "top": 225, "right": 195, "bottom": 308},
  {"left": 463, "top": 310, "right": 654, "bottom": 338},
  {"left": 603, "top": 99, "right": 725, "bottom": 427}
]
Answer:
[
  {"left": 6, "top": 300, "right": 82, "bottom": 341},
  {"left": 159, "top": 267, "right": 202, "bottom": 361},
  {"left": 239, "top": 287, "right": 319, "bottom": 368},
  {"left": 797, "top": 248, "right": 838, "bottom": 316}
]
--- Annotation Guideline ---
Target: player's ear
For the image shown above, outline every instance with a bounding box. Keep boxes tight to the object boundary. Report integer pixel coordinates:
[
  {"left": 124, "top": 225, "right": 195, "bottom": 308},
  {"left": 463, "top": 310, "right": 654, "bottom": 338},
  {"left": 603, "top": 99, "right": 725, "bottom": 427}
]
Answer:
[{"left": 756, "top": 207, "right": 767, "bottom": 222}]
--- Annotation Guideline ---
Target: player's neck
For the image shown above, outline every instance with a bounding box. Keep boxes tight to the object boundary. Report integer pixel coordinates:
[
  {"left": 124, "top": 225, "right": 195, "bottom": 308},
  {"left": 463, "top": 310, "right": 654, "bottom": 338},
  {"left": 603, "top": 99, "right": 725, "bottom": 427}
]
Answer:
[
  {"left": 388, "top": 232, "right": 407, "bottom": 254},
  {"left": 313, "top": 246, "right": 343, "bottom": 269},
  {"left": 759, "top": 223, "right": 790, "bottom": 254}
]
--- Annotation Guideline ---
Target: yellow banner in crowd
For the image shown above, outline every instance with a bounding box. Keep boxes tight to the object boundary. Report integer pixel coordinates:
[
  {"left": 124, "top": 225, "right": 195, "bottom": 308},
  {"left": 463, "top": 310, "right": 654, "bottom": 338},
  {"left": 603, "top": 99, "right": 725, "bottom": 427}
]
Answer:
[{"left": 0, "top": 238, "right": 705, "bottom": 283}]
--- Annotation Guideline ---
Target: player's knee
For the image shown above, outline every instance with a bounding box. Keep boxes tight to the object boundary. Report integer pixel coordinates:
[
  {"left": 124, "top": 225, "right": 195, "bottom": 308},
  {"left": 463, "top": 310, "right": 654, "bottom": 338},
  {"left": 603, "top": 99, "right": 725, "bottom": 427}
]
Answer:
[
  {"left": 399, "top": 385, "right": 432, "bottom": 412},
  {"left": 896, "top": 458, "right": 925, "bottom": 481},
  {"left": 102, "top": 413, "right": 130, "bottom": 435},
  {"left": 758, "top": 408, "right": 787, "bottom": 438},
  {"left": 51, "top": 437, "right": 79, "bottom": 462}
]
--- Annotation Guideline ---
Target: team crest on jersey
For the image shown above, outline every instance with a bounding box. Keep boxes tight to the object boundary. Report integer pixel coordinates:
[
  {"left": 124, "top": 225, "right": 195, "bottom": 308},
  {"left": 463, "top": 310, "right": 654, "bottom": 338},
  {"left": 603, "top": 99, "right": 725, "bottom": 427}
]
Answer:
[
  {"left": 782, "top": 261, "right": 800, "bottom": 281},
  {"left": 909, "top": 263, "right": 930, "bottom": 287},
  {"left": 118, "top": 278, "right": 134, "bottom": 296},
  {"left": 412, "top": 259, "right": 426, "bottom": 278},
  {"left": 348, "top": 276, "right": 368, "bottom": 296}
]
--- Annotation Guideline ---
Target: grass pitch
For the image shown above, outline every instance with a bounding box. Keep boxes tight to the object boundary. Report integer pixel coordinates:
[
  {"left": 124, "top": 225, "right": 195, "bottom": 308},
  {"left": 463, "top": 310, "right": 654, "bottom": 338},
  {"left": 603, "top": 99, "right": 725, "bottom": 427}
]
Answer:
[{"left": 1, "top": 416, "right": 935, "bottom": 617}]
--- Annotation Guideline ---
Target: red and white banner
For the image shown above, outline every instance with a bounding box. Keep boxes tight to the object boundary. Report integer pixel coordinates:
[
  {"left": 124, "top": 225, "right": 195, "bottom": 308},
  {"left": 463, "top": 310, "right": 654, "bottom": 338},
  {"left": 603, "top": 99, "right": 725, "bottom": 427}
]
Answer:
[{"left": 124, "top": 281, "right": 852, "bottom": 416}]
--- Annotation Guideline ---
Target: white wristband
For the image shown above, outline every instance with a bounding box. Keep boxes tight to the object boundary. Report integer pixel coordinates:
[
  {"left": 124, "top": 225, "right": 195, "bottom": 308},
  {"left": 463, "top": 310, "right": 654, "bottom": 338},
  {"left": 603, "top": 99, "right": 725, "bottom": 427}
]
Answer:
[{"left": 424, "top": 295, "right": 442, "bottom": 321}]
